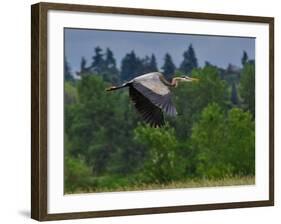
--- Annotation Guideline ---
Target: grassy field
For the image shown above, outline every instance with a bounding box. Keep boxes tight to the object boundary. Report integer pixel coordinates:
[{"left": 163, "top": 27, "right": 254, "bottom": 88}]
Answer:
[{"left": 65, "top": 176, "right": 255, "bottom": 194}]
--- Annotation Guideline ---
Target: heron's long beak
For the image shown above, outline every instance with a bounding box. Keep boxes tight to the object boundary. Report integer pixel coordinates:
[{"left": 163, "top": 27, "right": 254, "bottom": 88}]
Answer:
[{"left": 186, "top": 76, "right": 199, "bottom": 82}]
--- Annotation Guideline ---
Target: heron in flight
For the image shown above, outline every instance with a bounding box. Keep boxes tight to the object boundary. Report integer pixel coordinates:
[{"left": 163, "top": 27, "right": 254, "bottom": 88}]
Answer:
[{"left": 106, "top": 72, "right": 198, "bottom": 127}]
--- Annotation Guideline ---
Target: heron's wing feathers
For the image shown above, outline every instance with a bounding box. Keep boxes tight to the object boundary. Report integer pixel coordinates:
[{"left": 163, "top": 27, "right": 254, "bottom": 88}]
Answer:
[
  {"left": 129, "top": 86, "right": 165, "bottom": 127},
  {"left": 132, "top": 82, "right": 177, "bottom": 117},
  {"left": 133, "top": 72, "right": 170, "bottom": 95}
]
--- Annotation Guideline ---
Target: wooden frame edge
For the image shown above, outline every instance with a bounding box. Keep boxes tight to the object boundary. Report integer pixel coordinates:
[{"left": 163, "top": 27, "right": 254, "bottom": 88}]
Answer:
[
  {"left": 269, "top": 18, "right": 274, "bottom": 204},
  {"left": 31, "top": 2, "right": 274, "bottom": 221},
  {"left": 31, "top": 3, "right": 40, "bottom": 220},
  {"left": 31, "top": 3, "right": 48, "bottom": 221},
  {"left": 40, "top": 200, "right": 272, "bottom": 221},
  {"left": 36, "top": 2, "right": 274, "bottom": 23}
]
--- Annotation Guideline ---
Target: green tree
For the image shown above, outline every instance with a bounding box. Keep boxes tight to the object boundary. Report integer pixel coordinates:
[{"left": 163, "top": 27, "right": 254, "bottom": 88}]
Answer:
[
  {"left": 79, "top": 56, "right": 88, "bottom": 74},
  {"left": 162, "top": 53, "right": 176, "bottom": 80},
  {"left": 226, "top": 108, "right": 255, "bottom": 175},
  {"left": 241, "top": 51, "right": 248, "bottom": 66},
  {"left": 140, "top": 55, "right": 150, "bottom": 73},
  {"left": 191, "top": 103, "right": 228, "bottom": 178},
  {"left": 239, "top": 62, "right": 255, "bottom": 117},
  {"left": 65, "top": 81, "right": 77, "bottom": 105},
  {"left": 65, "top": 76, "right": 118, "bottom": 174},
  {"left": 231, "top": 82, "right": 239, "bottom": 105},
  {"left": 134, "top": 125, "right": 184, "bottom": 183},
  {"left": 204, "top": 61, "right": 213, "bottom": 67},
  {"left": 104, "top": 48, "right": 117, "bottom": 71},
  {"left": 65, "top": 75, "right": 141, "bottom": 176},
  {"left": 64, "top": 57, "right": 74, "bottom": 82},
  {"left": 81, "top": 47, "right": 120, "bottom": 83},
  {"left": 120, "top": 51, "right": 142, "bottom": 81},
  {"left": 140, "top": 54, "right": 158, "bottom": 74},
  {"left": 64, "top": 155, "right": 92, "bottom": 192},
  {"left": 179, "top": 44, "right": 198, "bottom": 74},
  {"left": 148, "top": 54, "right": 158, "bottom": 71},
  {"left": 91, "top": 46, "right": 105, "bottom": 73},
  {"left": 171, "top": 66, "right": 229, "bottom": 140},
  {"left": 103, "top": 48, "right": 120, "bottom": 84},
  {"left": 191, "top": 103, "right": 255, "bottom": 178}
]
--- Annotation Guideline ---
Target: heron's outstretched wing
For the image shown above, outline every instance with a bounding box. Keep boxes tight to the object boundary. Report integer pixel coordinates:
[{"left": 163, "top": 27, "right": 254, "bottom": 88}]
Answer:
[
  {"left": 132, "top": 82, "right": 177, "bottom": 117},
  {"left": 129, "top": 85, "right": 165, "bottom": 127}
]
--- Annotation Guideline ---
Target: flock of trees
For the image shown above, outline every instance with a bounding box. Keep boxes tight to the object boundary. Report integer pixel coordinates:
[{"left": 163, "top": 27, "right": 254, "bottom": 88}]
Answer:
[{"left": 64, "top": 44, "right": 255, "bottom": 193}]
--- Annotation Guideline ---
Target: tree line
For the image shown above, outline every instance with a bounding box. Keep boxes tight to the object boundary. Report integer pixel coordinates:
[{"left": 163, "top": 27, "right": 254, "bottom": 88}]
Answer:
[
  {"left": 65, "top": 44, "right": 199, "bottom": 83},
  {"left": 64, "top": 44, "right": 255, "bottom": 193}
]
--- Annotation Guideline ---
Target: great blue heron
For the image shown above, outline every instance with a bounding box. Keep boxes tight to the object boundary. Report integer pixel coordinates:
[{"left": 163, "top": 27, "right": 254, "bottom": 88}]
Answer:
[{"left": 106, "top": 72, "right": 198, "bottom": 127}]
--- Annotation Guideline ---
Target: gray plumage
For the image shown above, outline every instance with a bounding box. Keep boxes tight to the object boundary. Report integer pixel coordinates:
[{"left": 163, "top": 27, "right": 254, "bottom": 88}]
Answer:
[{"left": 132, "top": 82, "right": 177, "bottom": 117}]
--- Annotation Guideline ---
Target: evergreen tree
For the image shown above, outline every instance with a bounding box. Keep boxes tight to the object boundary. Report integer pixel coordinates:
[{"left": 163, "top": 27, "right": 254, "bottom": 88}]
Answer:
[
  {"left": 120, "top": 51, "right": 142, "bottom": 81},
  {"left": 241, "top": 51, "right": 248, "bottom": 66},
  {"left": 91, "top": 46, "right": 105, "bottom": 73},
  {"left": 239, "top": 62, "right": 255, "bottom": 117},
  {"left": 64, "top": 57, "right": 74, "bottom": 82},
  {"left": 82, "top": 47, "right": 120, "bottom": 83},
  {"left": 179, "top": 44, "right": 198, "bottom": 74},
  {"left": 231, "top": 82, "right": 239, "bottom": 105},
  {"left": 204, "top": 61, "right": 213, "bottom": 67},
  {"left": 105, "top": 48, "right": 117, "bottom": 70},
  {"left": 162, "top": 53, "right": 176, "bottom": 80},
  {"left": 149, "top": 54, "right": 158, "bottom": 71},
  {"left": 140, "top": 54, "right": 158, "bottom": 74},
  {"left": 80, "top": 57, "right": 88, "bottom": 74},
  {"left": 103, "top": 48, "right": 120, "bottom": 84},
  {"left": 141, "top": 55, "right": 151, "bottom": 73}
]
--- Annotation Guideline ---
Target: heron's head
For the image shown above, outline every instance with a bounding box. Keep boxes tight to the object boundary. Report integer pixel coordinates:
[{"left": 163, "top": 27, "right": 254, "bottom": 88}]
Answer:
[
  {"left": 171, "top": 75, "right": 199, "bottom": 88},
  {"left": 180, "top": 76, "right": 199, "bottom": 82}
]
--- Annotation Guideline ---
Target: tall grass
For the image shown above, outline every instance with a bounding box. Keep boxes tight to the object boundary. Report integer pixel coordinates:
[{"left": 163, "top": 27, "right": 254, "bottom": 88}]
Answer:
[{"left": 65, "top": 176, "right": 255, "bottom": 194}]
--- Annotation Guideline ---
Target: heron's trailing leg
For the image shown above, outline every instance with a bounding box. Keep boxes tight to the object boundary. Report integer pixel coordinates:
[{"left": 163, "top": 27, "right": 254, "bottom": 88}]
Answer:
[{"left": 105, "top": 83, "right": 128, "bottom": 91}]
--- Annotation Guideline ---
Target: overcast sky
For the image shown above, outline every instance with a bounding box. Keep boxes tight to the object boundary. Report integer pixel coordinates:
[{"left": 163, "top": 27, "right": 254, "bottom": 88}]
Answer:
[{"left": 64, "top": 28, "right": 255, "bottom": 73}]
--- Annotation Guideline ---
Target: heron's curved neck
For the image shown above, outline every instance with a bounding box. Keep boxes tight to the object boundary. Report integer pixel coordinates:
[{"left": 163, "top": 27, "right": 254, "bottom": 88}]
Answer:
[
  {"left": 160, "top": 75, "right": 180, "bottom": 88},
  {"left": 171, "top": 77, "right": 181, "bottom": 88}
]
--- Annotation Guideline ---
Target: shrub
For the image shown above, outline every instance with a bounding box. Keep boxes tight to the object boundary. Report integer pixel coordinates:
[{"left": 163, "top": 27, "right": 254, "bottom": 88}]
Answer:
[{"left": 134, "top": 125, "right": 185, "bottom": 183}]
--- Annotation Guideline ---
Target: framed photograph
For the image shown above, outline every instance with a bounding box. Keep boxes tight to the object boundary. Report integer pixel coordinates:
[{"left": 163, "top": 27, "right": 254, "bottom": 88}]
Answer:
[{"left": 31, "top": 2, "right": 274, "bottom": 221}]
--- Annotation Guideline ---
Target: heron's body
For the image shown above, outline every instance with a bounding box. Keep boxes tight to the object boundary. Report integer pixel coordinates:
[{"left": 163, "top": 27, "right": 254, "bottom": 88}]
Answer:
[
  {"left": 106, "top": 72, "right": 198, "bottom": 127},
  {"left": 133, "top": 72, "right": 170, "bottom": 95}
]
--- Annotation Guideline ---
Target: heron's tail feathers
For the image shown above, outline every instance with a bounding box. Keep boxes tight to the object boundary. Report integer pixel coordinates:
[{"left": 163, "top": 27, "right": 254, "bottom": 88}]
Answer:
[{"left": 105, "top": 83, "right": 128, "bottom": 91}]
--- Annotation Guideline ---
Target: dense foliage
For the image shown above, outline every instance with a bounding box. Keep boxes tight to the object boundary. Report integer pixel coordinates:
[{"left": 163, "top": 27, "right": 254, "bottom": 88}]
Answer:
[{"left": 64, "top": 45, "right": 255, "bottom": 193}]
